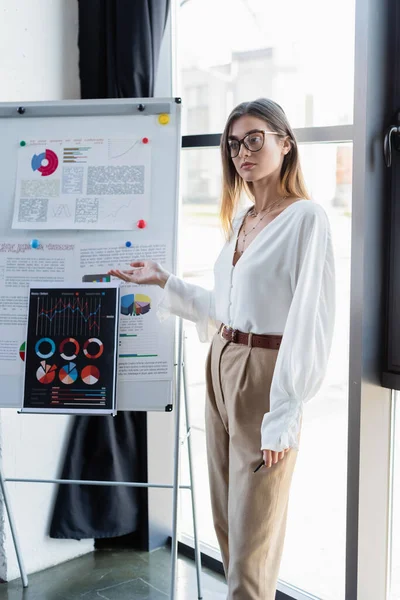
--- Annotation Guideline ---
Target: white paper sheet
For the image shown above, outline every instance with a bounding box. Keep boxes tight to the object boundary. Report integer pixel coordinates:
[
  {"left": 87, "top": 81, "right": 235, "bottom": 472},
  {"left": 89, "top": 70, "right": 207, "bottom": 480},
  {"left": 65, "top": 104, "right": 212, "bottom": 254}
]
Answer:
[
  {"left": 79, "top": 241, "right": 173, "bottom": 382},
  {"left": 12, "top": 137, "right": 151, "bottom": 230},
  {"left": 0, "top": 240, "right": 76, "bottom": 376}
]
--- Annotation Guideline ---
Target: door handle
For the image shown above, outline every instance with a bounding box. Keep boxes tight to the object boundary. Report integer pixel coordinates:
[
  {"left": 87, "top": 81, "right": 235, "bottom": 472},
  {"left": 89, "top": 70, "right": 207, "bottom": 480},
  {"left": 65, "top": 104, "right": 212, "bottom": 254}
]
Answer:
[{"left": 384, "top": 111, "right": 400, "bottom": 167}]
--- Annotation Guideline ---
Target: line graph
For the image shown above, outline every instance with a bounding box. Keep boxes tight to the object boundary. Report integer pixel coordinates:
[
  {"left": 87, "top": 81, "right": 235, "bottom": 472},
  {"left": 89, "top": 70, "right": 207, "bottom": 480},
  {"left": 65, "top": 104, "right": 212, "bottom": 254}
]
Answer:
[
  {"left": 108, "top": 138, "right": 140, "bottom": 160},
  {"left": 36, "top": 295, "right": 101, "bottom": 336},
  {"left": 100, "top": 199, "right": 133, "bottom": 222},
  {"left": 52, "top": 204, "right": 71, "bottom": 219}
]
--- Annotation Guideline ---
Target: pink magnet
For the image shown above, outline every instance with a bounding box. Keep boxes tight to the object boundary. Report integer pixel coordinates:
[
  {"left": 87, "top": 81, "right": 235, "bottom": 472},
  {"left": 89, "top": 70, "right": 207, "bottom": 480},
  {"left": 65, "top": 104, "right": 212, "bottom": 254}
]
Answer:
[
  {"left": 142, "top": 137, "right": 149, "bottom": 144},
  {"left": 137, "top": 219, "right": 147, "bottom": 229}
]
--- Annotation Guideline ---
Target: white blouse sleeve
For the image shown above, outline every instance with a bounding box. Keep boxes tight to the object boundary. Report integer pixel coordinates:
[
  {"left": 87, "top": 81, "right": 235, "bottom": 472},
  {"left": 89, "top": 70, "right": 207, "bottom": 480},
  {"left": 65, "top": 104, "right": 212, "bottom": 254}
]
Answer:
[
  {"left": 261, "top": 205, "right": 336, "bottom": 452},
  {"left": 156, "top": 274, "right": 220, "bottom": 343}
]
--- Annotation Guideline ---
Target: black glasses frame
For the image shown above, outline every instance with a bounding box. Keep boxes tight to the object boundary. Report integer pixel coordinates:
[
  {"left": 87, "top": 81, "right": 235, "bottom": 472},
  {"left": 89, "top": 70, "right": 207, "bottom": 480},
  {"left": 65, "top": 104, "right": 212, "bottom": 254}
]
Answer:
[{"left": 227, "top": 129, "right": 280, "bottom": 158}]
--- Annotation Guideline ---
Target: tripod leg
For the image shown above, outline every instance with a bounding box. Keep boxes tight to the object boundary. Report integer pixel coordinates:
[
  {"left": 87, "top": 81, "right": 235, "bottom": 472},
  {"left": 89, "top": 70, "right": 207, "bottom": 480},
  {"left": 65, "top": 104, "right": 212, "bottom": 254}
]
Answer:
[
  {"left": 183, "top": 334, "right": 203, "bottom": 599},
  {"left": 170, "top": 318, "right": 184, "bottom": 600},
  {"left": 0, "top": 463, "right": 28, "bottom": 587}
]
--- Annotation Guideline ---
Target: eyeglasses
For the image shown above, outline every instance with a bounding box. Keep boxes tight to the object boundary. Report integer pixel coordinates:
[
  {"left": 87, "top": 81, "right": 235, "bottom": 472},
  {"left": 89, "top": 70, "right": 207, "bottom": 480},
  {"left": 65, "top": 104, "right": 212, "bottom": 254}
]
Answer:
[{"left": 227, "top": 129, "right": 279, "bottom": 158}]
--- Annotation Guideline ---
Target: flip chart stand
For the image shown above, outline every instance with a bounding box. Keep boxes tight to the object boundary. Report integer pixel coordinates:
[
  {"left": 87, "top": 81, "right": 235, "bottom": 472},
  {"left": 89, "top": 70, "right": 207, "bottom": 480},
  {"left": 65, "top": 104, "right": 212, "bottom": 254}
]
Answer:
[{"left": 0, "top": 319, "right": 204, "bottom": 600}]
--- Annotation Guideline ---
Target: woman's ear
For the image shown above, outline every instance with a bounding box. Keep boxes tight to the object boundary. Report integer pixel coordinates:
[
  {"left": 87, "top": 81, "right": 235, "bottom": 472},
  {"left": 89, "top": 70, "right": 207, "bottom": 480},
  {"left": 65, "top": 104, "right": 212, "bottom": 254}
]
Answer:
[{"left": 282, "top": 136, "right": 292, "bottom": 156}]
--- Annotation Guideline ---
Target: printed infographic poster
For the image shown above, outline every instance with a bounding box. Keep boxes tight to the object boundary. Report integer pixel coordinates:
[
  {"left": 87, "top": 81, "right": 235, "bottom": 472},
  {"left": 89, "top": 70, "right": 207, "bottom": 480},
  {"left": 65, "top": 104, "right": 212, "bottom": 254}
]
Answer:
[
  {"left": 117, "top": 285, "right": 171, "bottom": 381},
  {"left": 22, "top": 283, "right": 119, "bottom": 414},
  {"left": 12, "top": 137, "right": 151, "bottom": 230}
]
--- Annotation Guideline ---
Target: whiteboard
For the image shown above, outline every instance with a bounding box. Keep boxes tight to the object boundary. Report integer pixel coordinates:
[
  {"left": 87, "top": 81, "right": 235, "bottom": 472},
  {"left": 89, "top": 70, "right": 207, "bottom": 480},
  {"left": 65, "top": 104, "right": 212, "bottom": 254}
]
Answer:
[{"left": 0, "top": 98, "right": 181, "bottom": 411}]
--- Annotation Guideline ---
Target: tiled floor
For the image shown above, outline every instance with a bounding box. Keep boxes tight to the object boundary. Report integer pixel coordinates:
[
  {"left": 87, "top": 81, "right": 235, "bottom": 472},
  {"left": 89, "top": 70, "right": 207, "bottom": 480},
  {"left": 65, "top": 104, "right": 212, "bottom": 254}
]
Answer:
[{"left": 0, "top": 547, "right": 227, "bottom": 600}]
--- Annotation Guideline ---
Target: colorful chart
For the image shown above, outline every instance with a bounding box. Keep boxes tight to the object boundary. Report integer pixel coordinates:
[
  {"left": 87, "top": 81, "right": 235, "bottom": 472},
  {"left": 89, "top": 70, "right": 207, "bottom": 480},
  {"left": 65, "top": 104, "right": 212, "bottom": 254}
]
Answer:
[
  {"left": 59, "top": 362, "right": 78, "bottom": 385},
  {"left": 82, "top": 274, "right": 111, "bottom": 283},
  {"left": 35, "top": 337, "right": 56, "bottom": 359},
  {"left": 36, "top": 361, "right": 57, "bottom": 385},
  {"left": 121, "top": 293, "right": 151, "bottom": 316},
  {"left": 83, "top": 338, "right": 104, "bottom": 359},
  {"left": 135, "top": 293, "right": 151, "bottom": 316},
  {"left": 81, "top": 365, "right": 100, "bottom": 385},
  {"left": 60, "top": 337, "right": 80, "bottom": 360},
  {"left": 24, "top": 285, "right": 119, "bottom": 413},
  {"left": 31, "top": 149, "right": 59, "bottom": 177},
  {"left": 36, "top": 295, "right": 101, "bottom": 336}
]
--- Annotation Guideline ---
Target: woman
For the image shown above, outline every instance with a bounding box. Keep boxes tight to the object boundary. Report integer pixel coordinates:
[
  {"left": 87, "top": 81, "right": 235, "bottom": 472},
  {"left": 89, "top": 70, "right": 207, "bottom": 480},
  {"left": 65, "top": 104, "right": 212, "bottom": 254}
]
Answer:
[{"left": 109, "top": 98, "right": 335, "bottom": 600}]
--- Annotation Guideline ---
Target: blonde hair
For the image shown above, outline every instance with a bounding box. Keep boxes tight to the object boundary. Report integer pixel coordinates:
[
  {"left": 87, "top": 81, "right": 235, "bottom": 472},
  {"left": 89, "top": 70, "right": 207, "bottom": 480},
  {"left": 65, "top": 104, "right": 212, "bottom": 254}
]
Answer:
[{"left": 220, "top": 98, "right": 310, "bottom": 237}]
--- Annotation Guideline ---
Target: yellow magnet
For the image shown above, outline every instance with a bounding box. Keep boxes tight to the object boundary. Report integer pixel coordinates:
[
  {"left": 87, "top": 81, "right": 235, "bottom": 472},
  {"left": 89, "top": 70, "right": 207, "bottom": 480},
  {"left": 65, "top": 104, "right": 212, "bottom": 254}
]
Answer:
[{"left": 158, "top": 113, "right": 170, "bottom": 125}]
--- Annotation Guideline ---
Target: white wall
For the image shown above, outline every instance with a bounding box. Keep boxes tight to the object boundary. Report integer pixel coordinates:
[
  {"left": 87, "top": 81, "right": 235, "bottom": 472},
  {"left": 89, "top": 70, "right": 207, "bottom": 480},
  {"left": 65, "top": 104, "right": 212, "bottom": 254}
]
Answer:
[{"left": 0, "top": 0, "right": 93, "bottom": 581}]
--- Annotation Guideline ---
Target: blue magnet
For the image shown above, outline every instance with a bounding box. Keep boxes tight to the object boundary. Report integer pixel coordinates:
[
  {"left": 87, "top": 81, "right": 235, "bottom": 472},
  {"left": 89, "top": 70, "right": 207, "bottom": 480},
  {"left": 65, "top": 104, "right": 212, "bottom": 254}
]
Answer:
[
  {"left": 30, "top": 239, "right": 40, "bottom": 249},
  {"left": 125, "top": 241, "right": 132, "bottom": 248}
]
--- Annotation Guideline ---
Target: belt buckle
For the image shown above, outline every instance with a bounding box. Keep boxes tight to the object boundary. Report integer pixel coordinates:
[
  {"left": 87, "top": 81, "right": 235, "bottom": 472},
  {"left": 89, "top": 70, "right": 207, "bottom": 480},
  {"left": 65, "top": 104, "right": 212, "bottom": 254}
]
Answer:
[
  {"left": 221, "top": 325, "right": 236, "bottom": 342},
  {"left": 227, "top": 326, "right": 236, "bottom": 342}
]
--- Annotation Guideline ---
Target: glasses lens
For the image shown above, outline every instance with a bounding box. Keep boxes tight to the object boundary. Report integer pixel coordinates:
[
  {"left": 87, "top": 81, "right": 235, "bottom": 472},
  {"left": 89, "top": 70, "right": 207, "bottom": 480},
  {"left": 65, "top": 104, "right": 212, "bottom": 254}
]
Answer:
[
  {"left": 228, "top": 140, "right": 240, "bottom": 157},
  {"left": 244, "top": 132, "right": 264, "bottom": 152}
]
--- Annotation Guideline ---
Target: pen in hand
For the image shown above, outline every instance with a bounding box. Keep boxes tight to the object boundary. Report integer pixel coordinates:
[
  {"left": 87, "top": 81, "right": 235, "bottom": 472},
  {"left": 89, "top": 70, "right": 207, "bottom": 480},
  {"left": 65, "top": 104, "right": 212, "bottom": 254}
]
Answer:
[{"left": 253, "top": 460, "right": 264, "bottom": 473}]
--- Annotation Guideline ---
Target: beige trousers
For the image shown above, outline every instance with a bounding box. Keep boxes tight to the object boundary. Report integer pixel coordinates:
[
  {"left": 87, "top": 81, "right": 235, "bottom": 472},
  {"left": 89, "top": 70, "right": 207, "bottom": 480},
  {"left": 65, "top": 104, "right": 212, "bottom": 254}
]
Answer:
[{"left": 205, "top": 331, "right": 299, "bottom": 600}]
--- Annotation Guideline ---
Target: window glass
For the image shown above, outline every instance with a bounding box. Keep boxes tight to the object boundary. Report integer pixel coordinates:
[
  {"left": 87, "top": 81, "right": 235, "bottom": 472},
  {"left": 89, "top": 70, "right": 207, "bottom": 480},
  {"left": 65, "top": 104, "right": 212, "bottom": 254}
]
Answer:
[{"left": 178, "top": 0, "right": 356, "bottom": 134}]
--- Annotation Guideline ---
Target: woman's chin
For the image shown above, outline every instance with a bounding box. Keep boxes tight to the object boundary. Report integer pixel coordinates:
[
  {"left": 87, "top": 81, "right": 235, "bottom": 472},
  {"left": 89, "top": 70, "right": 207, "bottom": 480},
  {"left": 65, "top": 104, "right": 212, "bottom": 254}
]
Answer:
[{"left": 241, "top": 172, "right": 259, "bottom": 183}]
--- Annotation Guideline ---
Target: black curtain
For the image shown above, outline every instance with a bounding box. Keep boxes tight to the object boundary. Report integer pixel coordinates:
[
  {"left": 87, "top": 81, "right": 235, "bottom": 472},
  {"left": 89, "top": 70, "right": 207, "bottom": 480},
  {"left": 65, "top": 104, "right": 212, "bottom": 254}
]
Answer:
[
  {"left": 78, "top": 0, "right": 170, "bottom": 99},
  {"left": 49, "top": 0, "right": 170, "bottom": 542}
]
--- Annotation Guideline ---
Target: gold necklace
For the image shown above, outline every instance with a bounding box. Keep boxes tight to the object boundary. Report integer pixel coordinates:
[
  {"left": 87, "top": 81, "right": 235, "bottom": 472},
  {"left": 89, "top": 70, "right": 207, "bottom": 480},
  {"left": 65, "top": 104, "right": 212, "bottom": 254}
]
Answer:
[{"left": 239, "top": 196, "right": 288, "bottom": 254}]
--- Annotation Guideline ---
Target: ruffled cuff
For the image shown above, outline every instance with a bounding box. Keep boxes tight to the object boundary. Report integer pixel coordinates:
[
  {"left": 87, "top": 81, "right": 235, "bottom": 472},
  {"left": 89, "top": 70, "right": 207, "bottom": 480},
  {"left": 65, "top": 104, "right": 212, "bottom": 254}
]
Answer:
[
  {"left": 196, "top": 318, "right": 221, "bottom": 344},
  {"left": 155, "top": 274, "right": 218, "bottom": 343},
  {"left": 260, "top": 402, "right": 303, "bottom": 452},
  {"left": 155, "top": 274, "right": 178, "bottom": 323}
]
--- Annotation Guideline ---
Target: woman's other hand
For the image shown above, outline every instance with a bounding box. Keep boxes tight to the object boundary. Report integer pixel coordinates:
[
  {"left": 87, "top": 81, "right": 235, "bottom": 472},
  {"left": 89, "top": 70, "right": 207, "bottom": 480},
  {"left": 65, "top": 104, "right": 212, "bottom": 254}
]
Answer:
[
  {"left": 262, "top": 448, "right": 290, "bottom": 469},
  {"left": 108, "top": 260, "right": 170, "bottom": 288}
]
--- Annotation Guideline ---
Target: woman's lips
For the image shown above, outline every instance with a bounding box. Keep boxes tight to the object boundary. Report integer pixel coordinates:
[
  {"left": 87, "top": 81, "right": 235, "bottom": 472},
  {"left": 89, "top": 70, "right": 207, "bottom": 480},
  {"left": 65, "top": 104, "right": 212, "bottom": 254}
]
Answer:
[{"left": 241, "top": 162, "right": 256, "bottom": 170}]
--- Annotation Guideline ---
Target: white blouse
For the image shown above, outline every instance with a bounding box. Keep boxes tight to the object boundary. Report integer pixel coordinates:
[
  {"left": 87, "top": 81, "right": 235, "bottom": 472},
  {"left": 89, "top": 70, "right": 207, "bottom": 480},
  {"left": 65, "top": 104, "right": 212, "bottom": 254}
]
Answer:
[{"left": 156, "top": 199, "right": 336, "bottom": 452}]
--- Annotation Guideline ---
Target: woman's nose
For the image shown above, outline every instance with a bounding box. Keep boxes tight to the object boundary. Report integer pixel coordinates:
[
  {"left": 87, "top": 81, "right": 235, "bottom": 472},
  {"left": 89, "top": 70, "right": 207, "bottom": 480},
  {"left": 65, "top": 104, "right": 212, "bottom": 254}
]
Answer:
[{"left": 238, "top": 142, "right": 251, "bottom": 159}]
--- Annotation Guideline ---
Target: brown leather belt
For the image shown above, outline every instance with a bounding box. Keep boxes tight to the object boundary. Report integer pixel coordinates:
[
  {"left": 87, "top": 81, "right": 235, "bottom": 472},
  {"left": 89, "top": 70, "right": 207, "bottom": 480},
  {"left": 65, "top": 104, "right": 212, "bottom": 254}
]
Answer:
[{"left": 219, "top": 324, "right": 282, "bottom": 349}]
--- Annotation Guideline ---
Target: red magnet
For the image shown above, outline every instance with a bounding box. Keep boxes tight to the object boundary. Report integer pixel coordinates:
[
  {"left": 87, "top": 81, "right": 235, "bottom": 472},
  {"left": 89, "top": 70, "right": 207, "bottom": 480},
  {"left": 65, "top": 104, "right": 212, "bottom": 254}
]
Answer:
[
  {"left": 142, "top": 137, "right": 149, "bottom": 144},
  {"left": 137, "top": 219, "right": 147, "bottom": 229}
]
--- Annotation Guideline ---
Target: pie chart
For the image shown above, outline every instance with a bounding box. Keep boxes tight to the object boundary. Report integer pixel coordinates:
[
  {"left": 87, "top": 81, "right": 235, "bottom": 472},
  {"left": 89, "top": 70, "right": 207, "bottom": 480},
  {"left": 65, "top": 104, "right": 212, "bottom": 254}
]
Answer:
[
  {"left": 36, "top": 361, "right": 57, "bottom": 384},
  {"left": 19, "top": 342, "right": 26, "bottom": 361},
  {"left": 31, "top": 149, "right": 59, "bottom": 177},
  {"left": 81, "top": 365, "right": 100, "bottom": 385},
  {"left": 120, "top": 293, "right": 151, "bottom": 316},
  {"left": 83, "top": 338, "right": 103, "bottom": 359},
  {"left": 35, "top": 337, "right": 56, "bottom": 359},
  {"left": 60, "top": 338, "right": 80, "bottom": 360},
  {"left": 59, "top": 362, "right": 78, "bottom": 385}
]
